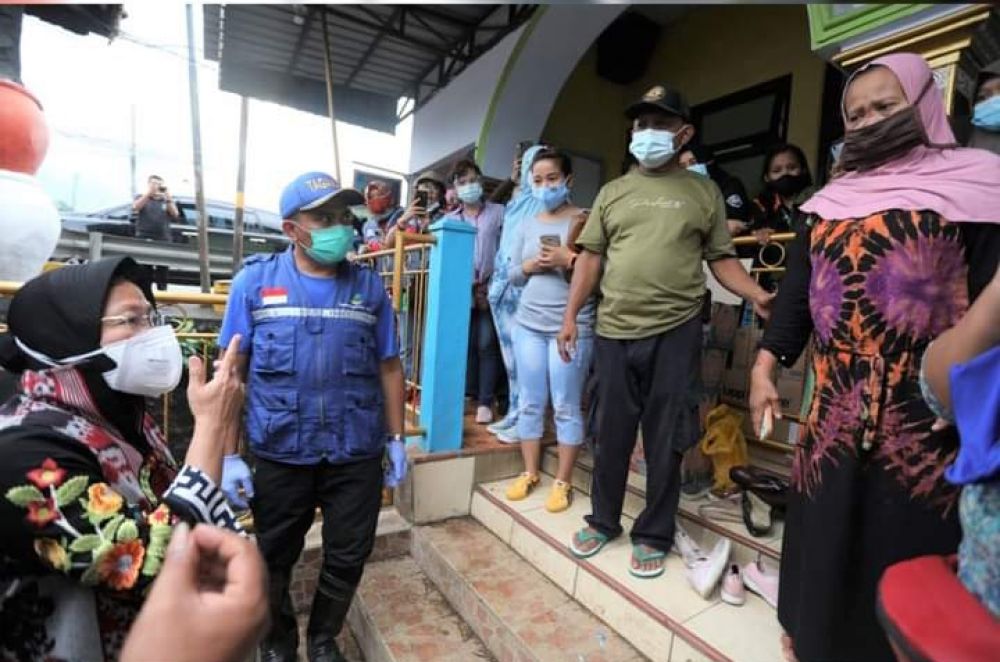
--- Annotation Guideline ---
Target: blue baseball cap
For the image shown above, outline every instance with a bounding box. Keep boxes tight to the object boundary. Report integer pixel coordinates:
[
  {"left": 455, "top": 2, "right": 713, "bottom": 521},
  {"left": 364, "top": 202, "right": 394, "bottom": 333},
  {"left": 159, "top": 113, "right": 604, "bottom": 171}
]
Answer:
[{"left": 279, "top": 171, "right": 364, "bottom": 219}]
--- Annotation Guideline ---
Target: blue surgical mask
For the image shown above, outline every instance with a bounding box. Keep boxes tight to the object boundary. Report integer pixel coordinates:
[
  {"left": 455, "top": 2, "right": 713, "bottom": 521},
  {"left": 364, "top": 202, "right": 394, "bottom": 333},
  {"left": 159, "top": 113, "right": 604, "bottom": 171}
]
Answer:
[
  {"left": 456, "top": 182, "right": 483, "bottom": 204},
  {"left": 972, "top": 95, "right": 1000, "bottom": 132},
  {"left": 686, "top": 163, "right": 709, "bottom": 177},
  {"left": 532, "top": 183, "right": 569, "bottom": 211},
  {"left": 629, "top": 129, "right": 677, "bottom": 169},
  {"left": 301, "top": 224, "right": 354, "bottom": 265}
]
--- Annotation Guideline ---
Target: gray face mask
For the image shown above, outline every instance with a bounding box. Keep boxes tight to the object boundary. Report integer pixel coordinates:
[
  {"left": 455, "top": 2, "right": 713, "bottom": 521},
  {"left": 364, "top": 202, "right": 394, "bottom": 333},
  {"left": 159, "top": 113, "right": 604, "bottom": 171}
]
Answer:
[{"left": 15, "top": 325, "right": 183, "bottom": 397}]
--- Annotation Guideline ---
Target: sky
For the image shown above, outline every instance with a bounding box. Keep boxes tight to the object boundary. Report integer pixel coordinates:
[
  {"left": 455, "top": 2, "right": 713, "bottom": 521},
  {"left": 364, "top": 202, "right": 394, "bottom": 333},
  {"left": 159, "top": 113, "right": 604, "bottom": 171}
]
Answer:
[{"left": 20, "top": 2, "right": 413, "bottom": 215}]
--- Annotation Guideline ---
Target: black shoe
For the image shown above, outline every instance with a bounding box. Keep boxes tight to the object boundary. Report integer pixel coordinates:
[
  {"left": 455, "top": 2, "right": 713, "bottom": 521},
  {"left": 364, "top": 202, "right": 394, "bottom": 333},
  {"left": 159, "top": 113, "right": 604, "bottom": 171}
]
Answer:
[
  {"left": 259, "top": 643, "right": 297, "bottom": 662},
  {"left": 307, "top": 637, "right": 347, "bottom": 662},
  {"left": 307, "top": 572, "right": 355, "bottom": 662}
]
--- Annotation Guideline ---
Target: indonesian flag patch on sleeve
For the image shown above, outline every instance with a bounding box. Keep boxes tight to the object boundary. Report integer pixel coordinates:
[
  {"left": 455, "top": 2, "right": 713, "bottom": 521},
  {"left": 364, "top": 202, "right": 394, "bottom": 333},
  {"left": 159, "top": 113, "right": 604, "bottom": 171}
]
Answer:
[{"left": 261, "top": 287, "right": 288, "bottom": 306}]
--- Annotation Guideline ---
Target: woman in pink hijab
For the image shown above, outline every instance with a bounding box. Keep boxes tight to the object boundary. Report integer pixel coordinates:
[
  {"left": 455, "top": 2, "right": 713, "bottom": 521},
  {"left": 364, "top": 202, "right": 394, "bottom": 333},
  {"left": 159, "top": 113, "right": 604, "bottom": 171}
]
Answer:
[{"left": 749, "top": 53, "right": 1000, "bottom": 662}]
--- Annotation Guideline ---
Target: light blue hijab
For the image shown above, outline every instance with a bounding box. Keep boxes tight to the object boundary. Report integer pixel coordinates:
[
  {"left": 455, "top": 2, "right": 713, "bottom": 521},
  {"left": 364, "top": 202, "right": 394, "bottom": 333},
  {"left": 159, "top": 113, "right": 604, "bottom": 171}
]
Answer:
[{"left": 488, "top": 144, "right": 546, "bottom": 306}]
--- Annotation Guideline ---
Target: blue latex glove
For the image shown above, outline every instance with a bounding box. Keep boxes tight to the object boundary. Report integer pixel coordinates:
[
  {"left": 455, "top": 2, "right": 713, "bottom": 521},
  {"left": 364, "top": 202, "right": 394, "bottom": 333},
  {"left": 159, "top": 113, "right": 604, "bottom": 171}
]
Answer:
[
  {"left": 221, "top": 454, "right": 254, "bottom": 509},
  {"left": 384, "top": 440, "right": 407, "bottom": 488}
]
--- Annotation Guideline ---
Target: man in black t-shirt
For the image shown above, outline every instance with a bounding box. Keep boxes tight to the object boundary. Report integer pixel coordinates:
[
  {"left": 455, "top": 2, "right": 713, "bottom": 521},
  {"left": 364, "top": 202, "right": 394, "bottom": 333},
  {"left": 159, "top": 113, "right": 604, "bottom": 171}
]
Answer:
[{"left": 132, "top": 175, "right": 179, "bottom": 241}]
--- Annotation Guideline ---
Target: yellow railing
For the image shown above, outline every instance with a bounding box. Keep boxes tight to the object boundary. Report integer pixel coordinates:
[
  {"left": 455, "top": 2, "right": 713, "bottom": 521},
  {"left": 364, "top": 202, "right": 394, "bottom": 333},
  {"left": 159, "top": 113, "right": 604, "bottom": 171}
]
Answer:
[
  {"left": 352, "top": 231, "right": 434, "bottom": 432},
  {"left": 0, "top": 243, "right": 431, "bottom": 445}
]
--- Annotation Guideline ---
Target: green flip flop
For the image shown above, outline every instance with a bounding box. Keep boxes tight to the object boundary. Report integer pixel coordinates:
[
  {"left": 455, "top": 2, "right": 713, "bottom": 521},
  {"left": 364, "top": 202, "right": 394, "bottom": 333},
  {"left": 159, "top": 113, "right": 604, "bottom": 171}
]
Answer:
[
  {"left": 629, "top": 544, "right": 666, "bottom": 578},
  {"left": 569, "top": 527, "right": 610, "bottom": 559}
]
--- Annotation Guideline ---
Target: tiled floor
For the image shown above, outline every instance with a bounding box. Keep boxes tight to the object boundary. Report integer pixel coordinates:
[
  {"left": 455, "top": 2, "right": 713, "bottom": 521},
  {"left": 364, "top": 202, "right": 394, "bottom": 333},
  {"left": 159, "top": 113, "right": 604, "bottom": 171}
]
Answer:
[
  {"left": 544, "top": 446, "right": 785, "bottom": 559},
  {"left": 352, "top": 555, "right": 493, "bottom": 661},
  {"left": 475, "top": 476, "right": 785, "bottom": 662},
  {"left": 416, "top": 518, "right": 647, "bottom": 662}
]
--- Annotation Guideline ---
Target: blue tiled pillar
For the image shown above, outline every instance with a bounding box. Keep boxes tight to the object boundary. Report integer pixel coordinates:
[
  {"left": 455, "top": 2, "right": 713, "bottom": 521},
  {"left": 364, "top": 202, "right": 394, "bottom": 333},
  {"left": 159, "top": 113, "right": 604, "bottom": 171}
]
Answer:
[{"left": 418, "top": 219, "right": 475, "bottom": 452}]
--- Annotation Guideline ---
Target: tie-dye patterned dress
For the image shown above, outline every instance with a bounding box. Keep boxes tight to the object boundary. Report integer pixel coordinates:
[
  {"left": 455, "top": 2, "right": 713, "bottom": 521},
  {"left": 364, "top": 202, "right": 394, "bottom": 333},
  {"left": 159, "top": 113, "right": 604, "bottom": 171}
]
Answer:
[{"left": 759, "top": 209, "right": 992, "bottom": 661}]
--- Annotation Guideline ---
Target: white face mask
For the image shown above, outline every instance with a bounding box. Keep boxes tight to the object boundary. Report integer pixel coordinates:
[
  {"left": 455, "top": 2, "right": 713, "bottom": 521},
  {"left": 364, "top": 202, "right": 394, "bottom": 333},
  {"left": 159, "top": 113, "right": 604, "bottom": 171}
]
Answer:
[
  {"left": 630, "top": 129, "right": 678, "bottom": 169},
  {"left": 16, "top": 325, "right": 183, "bottom": 398}
]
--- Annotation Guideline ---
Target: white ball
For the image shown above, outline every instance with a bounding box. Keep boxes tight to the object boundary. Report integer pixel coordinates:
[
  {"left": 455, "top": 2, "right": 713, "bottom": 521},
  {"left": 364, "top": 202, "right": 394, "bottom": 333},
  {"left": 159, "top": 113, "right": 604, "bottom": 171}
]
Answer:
[{"left": 0, "top": 169, "right": 61, "bottom": 282}]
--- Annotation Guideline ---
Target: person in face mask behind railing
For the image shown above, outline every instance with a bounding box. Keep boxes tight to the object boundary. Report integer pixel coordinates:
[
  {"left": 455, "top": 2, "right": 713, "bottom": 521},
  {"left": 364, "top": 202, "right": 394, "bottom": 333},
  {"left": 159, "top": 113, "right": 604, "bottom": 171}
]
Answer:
[
  {"left": 444, "top": 159, "right": 507, "bottom": 425},
  {"left": 748, "top": 143, "right": 816, "bottom": 242},
  {"left": 216, "top": 171, "right": 406, "bottom": 662},
  {"left": 748, "top": 53, "right": 1000, "bottom": 662},
  {"left": 557, "top": 84, "right": 773, "bottom": 580},
  {"left": 0, "top": 256, "right": 251, "bottom": 662},
  {"left": 968, "top": 59, "right": 1000, "bottom": 155}
]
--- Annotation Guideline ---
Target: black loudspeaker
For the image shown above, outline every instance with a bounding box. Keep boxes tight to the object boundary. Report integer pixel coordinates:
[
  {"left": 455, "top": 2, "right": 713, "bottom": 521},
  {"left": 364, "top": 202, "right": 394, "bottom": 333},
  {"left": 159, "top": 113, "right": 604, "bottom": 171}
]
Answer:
[{"left": 596, "top": 12, "right": 661, "bottom": 85}]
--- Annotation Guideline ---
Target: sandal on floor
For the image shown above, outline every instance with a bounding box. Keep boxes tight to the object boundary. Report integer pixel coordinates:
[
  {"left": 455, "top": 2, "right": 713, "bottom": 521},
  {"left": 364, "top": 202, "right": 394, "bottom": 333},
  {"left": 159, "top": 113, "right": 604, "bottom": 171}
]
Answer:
[
  {"left": 569, "top": 527, "right": 610, "bottom": 559},
  {"left": 629, "top": 544, "right": 666, "bottom": 578}
]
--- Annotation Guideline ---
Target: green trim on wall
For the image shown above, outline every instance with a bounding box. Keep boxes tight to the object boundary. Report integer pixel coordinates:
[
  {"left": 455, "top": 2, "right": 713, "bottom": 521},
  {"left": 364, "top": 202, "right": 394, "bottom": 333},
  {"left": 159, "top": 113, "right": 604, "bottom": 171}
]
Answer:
[
  {"left": 474, "top": 6, "right": 548, "bottom": 167},
  {"left": 807, "top": 4, "right": 931, "bottom": 51}
]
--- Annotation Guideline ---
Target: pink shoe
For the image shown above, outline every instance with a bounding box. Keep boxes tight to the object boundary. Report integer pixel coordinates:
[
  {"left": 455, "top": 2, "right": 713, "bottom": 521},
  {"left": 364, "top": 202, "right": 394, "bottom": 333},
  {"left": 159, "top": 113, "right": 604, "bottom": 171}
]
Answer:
[
  {"left": 743, "top": 559, "right": 779, "bottom": 609},
  {"left": 720, "top": 564, "right": 746, "bottom": 606}
]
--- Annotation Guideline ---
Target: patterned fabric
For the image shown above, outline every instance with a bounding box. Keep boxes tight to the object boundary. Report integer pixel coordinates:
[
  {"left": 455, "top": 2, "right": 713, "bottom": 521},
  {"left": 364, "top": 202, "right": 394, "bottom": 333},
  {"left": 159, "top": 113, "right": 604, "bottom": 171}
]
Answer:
[
  {"left": 958, "top": 481, "right": 1000, "bottom": 617},
  {"left": 797, "top": 210, "right": 967, "bottom": 512},
  {"left": 0, "top": 367, "right": 240, "bottom": 660},
  {"left": 776, "top": 210, "right": 967, "bottom": 662}
]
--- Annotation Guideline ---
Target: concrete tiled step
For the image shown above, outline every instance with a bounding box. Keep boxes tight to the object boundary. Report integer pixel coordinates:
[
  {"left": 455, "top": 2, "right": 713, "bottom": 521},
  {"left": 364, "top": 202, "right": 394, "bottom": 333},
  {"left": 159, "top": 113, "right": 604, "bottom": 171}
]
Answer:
[
  {"left": 541, "top": 447, "right": 784, "bottom": 568},
  {"left": 473, "top": 478, "right": 784, "bottom": 662},
  {"left": 412, "top": 518, "right": 647, "bottom": 662},
  {"left": 348, "top": 555, "right": 495, "bottom": 662}
]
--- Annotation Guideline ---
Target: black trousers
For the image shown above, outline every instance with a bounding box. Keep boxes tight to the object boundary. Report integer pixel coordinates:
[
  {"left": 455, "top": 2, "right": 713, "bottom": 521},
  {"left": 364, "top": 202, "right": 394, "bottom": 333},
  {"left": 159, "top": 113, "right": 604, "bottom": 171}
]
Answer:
[
  {"left": 586, "top": 315, "right": 702, "bottom": 552},
  {"left": 253, "top": 455, "right": 383, "bottom": 644}
]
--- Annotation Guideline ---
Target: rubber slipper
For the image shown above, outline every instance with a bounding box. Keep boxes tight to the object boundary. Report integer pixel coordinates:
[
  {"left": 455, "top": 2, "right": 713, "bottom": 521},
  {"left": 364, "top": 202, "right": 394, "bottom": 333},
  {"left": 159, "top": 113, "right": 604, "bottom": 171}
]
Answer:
[
  {"left": 569, "top": 527, "right": 610, "bottom": 559},
  {"left": 629, "top": 544, "right": 666, "bottom": 578}
]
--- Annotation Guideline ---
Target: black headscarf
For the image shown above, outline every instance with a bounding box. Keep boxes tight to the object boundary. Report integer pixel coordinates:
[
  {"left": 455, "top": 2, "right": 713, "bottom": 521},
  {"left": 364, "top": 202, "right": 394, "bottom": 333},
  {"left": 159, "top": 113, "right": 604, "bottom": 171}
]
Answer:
[{"left": 0, "top": 257, "right": 157, "bottom": 448}]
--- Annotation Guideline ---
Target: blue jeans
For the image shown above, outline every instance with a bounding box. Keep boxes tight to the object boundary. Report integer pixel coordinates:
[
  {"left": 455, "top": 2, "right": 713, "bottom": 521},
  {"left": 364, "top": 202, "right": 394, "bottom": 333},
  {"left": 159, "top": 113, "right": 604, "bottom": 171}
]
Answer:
[
  {"left": 491, "top": 290, "right": 521, "bottom": 423},
  {"left": 467, "top": 306, "right": 502, "bottom": 406},
  {"left": 512, "top": 324, "right": 593, "bottom": 445}
]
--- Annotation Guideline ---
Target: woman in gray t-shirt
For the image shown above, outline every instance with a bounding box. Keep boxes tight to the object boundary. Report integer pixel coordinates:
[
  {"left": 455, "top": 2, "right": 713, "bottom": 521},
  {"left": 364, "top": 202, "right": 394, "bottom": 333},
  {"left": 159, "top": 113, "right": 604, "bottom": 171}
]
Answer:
[{"left": 504, "top": 149, "right": 595, "bottom": 513}]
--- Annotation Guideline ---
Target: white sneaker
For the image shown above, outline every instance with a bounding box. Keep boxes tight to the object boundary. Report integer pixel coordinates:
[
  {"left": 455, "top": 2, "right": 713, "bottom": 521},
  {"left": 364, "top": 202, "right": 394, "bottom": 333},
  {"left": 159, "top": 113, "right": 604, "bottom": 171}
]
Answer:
[
  {"left": 496, "top": 428, "right": 519, "bottom": 444},
  {"left": 487, "top": 415, "right": 517, "bottom": 435},
  {"left": 686, "top": 538, "right": 732, "bottom": 599},
  {"left": 476, "top": 406, "right": 493, "bottom": 424},
  {"left": 673, "top": 524, "right": 704, "bottom": 568}
]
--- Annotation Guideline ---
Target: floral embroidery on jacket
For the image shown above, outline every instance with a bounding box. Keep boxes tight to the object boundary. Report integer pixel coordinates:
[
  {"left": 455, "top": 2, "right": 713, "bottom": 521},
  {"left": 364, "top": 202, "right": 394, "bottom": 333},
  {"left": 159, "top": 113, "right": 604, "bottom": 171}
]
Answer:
[{"left": 5, "top": 457, "right": 159, "bottom": 591}]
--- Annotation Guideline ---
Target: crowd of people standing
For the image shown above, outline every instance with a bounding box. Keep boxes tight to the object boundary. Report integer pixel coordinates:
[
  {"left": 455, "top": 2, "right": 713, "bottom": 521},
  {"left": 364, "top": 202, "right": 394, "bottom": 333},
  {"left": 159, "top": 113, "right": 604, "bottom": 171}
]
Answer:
[{"left": 0, "top": 49, "right": 997, "bottom": 662}]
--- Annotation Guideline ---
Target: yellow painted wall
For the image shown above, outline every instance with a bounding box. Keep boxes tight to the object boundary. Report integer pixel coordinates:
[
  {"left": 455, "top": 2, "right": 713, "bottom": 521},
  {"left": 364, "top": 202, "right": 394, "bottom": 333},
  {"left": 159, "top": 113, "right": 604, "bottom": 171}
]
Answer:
[{"left": 544, "top": 4, "right": 827, "bottom": 185}]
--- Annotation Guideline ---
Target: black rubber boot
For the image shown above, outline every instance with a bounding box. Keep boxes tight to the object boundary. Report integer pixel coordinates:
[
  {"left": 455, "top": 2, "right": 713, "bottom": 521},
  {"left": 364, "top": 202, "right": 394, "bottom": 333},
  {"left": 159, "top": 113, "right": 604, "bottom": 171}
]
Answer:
[
  {"left": 259, "top": 569, "right": 298, "bottom": 662},
  {"left": 306, "top": 572, "right": 355, "bottom": 662}
]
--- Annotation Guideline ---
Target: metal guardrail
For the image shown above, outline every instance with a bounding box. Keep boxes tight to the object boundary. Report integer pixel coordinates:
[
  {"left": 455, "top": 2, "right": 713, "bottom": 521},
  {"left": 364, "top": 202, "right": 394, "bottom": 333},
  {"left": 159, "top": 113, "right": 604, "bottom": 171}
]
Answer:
[{"left": 54, "top": 230, "right": 252, "bottom": 277}]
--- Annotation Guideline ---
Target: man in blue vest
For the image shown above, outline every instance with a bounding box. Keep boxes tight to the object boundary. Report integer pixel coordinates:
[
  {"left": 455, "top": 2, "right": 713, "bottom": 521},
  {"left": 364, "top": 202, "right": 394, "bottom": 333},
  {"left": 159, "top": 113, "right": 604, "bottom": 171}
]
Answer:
[{"left": 217, "top": 172, "right": 407, "bottom": 662}]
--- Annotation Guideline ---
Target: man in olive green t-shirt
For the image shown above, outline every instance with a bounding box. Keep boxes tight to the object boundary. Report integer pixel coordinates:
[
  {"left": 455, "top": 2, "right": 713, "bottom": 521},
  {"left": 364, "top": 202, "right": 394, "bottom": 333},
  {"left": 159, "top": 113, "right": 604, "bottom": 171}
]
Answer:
[{"left": 558, "top": 85, "right": 773, "bottom": 578}]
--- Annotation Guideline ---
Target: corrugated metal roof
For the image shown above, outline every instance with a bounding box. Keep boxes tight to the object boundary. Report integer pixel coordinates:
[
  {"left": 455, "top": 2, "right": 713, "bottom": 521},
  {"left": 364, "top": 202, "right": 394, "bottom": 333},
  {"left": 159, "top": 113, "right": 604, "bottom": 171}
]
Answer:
[{"left": 203, "top": 4, "right": 536, "bottom": 133}]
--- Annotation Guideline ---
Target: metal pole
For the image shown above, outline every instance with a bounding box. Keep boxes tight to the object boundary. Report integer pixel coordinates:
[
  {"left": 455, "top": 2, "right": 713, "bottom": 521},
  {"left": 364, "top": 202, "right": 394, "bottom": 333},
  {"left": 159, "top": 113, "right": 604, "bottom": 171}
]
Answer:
[
  {"left": 232, "top": 96, "right": 249, "bottom": 273},
  {"left": 320, "top": 11, "right": 343, "bottom": 183},
  {"left": 185, "top": 3, "right": 211, "bottom": 293}
]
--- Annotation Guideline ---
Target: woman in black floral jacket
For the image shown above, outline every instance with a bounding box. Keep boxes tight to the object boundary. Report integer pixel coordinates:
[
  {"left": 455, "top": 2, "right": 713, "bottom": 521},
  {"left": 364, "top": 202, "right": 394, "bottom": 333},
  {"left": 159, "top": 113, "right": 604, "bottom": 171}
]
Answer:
[{"left": 0, "top": 257, "right": 245, "bottom": 661}]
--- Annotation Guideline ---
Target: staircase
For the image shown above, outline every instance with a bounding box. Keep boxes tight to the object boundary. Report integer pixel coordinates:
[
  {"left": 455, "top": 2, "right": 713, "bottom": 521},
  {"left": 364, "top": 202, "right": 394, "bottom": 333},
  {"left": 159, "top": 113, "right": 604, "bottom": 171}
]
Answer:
[{"left": 297, "top": 442, "right": 789, "bottom": 662}]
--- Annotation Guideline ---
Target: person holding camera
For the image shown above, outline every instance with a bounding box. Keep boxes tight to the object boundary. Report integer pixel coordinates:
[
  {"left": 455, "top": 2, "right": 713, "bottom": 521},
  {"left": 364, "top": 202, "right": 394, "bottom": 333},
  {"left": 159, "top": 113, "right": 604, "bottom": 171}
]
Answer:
[{"left": 132, "top": 174, "right": 179, "bottom": 242}]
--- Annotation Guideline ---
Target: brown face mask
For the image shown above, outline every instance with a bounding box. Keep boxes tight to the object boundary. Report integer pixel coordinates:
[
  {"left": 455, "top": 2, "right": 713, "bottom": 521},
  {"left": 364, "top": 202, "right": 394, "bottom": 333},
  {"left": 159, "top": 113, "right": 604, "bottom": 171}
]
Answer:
[{"left": 839, "top": 76, "right": 951, "bottom": 173}]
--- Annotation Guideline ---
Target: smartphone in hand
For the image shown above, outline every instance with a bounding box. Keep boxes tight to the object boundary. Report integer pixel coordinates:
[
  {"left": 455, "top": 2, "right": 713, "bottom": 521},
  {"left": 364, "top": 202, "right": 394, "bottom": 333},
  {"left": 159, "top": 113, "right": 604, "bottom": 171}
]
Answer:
[
  {"left": 414, "top": 190, "right": 428, "bottom": 210},
  {"left": 539, "top": 234, "right": 561, "bottom": 248}
]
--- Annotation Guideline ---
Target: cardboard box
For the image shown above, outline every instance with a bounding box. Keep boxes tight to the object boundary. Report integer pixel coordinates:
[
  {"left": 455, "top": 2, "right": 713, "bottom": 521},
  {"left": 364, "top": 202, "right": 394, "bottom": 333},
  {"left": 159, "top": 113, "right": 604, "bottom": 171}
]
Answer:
[
  {"left": 706, "top": 303, "right": 740, "bottom": 350},
  {"left": 700, "top": 347, "right": 728, "bottom": 394},
  {"left": 741, "top": 414, "right": 801, "bottom": 446},
  {"left": 720, "top": 327, "right": 762, "bottom": 406}
]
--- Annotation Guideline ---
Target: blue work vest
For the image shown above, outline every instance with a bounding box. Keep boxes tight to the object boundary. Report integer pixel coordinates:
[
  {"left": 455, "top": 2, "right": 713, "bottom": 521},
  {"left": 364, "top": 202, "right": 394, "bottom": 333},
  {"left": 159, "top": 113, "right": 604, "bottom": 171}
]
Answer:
[{"left": 241, "top": 249, "right": 386, "bottom": 465}]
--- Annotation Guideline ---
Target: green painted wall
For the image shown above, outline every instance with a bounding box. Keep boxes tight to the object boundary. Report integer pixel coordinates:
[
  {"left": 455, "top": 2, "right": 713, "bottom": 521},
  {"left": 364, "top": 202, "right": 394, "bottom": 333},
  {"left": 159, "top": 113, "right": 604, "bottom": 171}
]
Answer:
[{"left": 543, "top": 5, "right": 827, "bottom": 188}]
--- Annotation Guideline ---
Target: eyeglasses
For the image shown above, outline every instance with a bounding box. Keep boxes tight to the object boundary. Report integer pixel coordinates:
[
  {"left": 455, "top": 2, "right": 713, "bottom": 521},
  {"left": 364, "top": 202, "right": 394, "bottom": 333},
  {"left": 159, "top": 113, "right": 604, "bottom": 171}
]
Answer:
[{"left": 101, "top": 310, "right": 166, "bottom": 329}]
